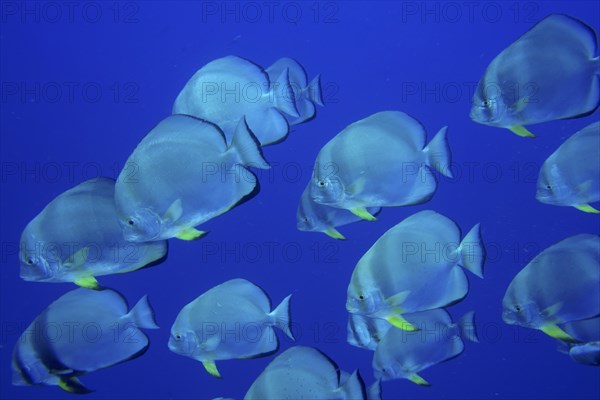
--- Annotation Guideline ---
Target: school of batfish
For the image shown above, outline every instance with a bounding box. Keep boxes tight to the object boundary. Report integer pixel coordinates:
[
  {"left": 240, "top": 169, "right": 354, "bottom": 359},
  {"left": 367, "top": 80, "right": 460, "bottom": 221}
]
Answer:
[{"left": 12, "top": 13, "right": 600, "bottom": 397}]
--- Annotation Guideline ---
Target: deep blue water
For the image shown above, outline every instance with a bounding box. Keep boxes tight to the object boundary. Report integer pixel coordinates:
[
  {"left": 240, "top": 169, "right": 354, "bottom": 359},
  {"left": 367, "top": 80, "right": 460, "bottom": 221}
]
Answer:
[{"left": 1, "top": 1, "right": 600, "bottom": 399}]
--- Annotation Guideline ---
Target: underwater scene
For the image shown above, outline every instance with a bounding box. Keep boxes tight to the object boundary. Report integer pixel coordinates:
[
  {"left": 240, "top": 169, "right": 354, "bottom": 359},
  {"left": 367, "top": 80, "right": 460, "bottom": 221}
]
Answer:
[{"left": 1, "top": 1, "right": 599, "bottom": 399}]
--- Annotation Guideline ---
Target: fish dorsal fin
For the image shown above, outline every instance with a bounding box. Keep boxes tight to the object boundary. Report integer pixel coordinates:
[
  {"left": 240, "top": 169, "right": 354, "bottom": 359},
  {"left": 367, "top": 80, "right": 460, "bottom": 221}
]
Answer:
[
  {"left": 202, "top": 360, "right": 222, "bottom": 378},
  {"left": 63, "top": 246, "right": 89, "bottom": 269},
  {"left": 163, "top": 198, "right": 183, "bottom": 222},
  {"left": 509, "top": 125, "right": 536, "bottom": 138}
]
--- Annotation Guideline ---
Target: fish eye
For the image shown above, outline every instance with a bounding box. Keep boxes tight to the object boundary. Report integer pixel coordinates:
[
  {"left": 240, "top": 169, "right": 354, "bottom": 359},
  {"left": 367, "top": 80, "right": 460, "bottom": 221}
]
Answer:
[
  {"left": 25, "top": 257, "right": 35, "bottom": 266},
  {"left": 318, "top": 181, "right": 325, "bottom": 188},
  {"left": 358, "top": 295, "right": 365, "bottom": 301},
  {"left": 175, "top": 333, "right": 182, "bottom": 341},
  {"left": 127, "top": 218, "right": 135, "bottom": 226},
  {"left": 546, "top": 185, "right": 552, "bottom": 190},
  {"left": 515, "top": 305, "right": 522, "bottom": 312}
]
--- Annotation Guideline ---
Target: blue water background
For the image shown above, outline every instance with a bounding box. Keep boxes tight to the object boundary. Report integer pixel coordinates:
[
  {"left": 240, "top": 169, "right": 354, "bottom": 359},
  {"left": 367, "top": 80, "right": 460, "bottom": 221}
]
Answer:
[{"left": 1, "top": 1, "right": 600, "bottom": 399}]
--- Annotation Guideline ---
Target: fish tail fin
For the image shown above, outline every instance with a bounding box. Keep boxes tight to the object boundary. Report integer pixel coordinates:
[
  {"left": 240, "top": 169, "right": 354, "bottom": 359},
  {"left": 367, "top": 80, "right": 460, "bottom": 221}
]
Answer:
[
  {"left": 270, "top": 294, "right": 294, "bottom": 340},
  {"left": 339, "top": 370, "right": 366, "bottom": 400},
  {"left": 305, "top": 74, "right": 324, "bottom": 106},
  {"left": 457, "top": 311, "right": 479, "bottom": 343},
  {"left": 230, "top": 117, "right": 270, "bottom": 169},
  {"left": 58, "top": 376, "right": 93, "bottom": 394},
  {"left": 457, "top": 223, "right": 486, "bottom": 278},
  {"left": 273, "top": 67, "right": 300, "bottom": 118},
  {"left": 126, "top": 295, "right": 159, "bottom": 329},
  {"left": 424, "top": 126, "right": 453, "bottom": 178},
  {"left": 368, "top": 379, "right": 382, "bottom": 400}
]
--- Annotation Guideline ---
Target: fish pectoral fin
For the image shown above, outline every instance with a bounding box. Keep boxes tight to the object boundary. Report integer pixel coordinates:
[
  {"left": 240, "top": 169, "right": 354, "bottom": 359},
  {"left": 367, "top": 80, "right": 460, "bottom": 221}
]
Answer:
[
  {"left": 540, "top": 323, "right": 578, "bottom": 343},
  {"left": 74, "top": 276, "right": 100, "bottom": 290},
  {"left": 202, "top": 360, "right": 222, "bottom": 379},
  {"left": 63, "top": 247, "right": 89, "bottom": 269},
  {"left": 350, "top": 207, "right": 377, "bottom": 221},
  {"left": 386, "top": 290, "right": 411, "bottom": 307},
  {"left": 346, "top": 177, "right": 366, "bottom": 195},
  {"left": 508, "top": 125, "right": 536, "bottom": 138},
  {"left": 386, "top": 314, "right": 418, "bottom": 332},
  {"left": 575, "top": 204, "right": 600, "bottom": 214},
  {"left": 175, "top": 228, "right": 207, "bottom": 241},
  {"left": 408, "top": 373, "right": 431, "bottom": 386},
  {"left": 57, "top": 376, "right": 93, "bottom": 394},
  {"left": 324, "top": 228, "right": 346, "bottom": 240},
  {"left": 513, "top": 96, "right": 529, "bottom": 113},
  {"left": 163, "top": 198, "right": 183, "bottom": 222}
]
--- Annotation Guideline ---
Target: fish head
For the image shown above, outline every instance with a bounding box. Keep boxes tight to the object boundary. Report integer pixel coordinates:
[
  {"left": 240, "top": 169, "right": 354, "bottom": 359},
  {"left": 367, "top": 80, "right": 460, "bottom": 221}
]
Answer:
[
  {"left": 470, "top": 79, "right": 507, "bottom": 126},
  {"left": 168, "top": 329, "right": 198, "bottom": 356},
  {"left": 536, "top": 164, "right": 568, "bottom": 205},
  {"left": 120, "top": 208, "right": 163, "bottom": 242},
  {"left": 296, "top": 202, "right": 316, "bottom": 232},
  {"left": 18, "top": 235, "right": 56, "bottom": 282},
  {"left": 373, "top": 359, "right": 403, "bottom": 382},
  {"left": 502, "top": 296, "right": 539, "bottom": 328},
  {"left": 309, "top": 174, "right": 345, "bottom": 206},
  {"left": 346, "top": 288, "right": 384, "bottom": 316}
]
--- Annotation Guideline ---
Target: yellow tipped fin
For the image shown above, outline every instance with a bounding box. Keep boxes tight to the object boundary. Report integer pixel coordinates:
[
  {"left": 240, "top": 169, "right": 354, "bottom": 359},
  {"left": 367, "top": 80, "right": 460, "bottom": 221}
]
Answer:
[
  {"left": 540, "top": 323, "right": 578, "bottom": 343},
  {"left": 575, "top": 204, "right": 600, "bottom": 214},
  {"left": 509, "top": 125, "right": 536, "bottom": 138},
  {"left": 175, "top": 228, "right": 207, "bottom": 241},
  {"left": 350, "top": 207, "right": 377, "bottom": 221},
  {"left": 74, "top": 276, "right": 100, "bottom": 290},
  {"left": 202, "top": 360, "right": 221, "bottom": 378},
  {"left": 408, "top": 373, "right": 430, "bottom": 386},
  {"left": 324, "top": 228, "right": 346, "bottom": 240},
  {"left": 64, "top": 247, "right": 89, "bottom": 269},
  {"left": 57, "top": 377, "right": 93, "bottom": 394},
  {"left": 387, "top": 314, "right": 418, "bottom": 331}
]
